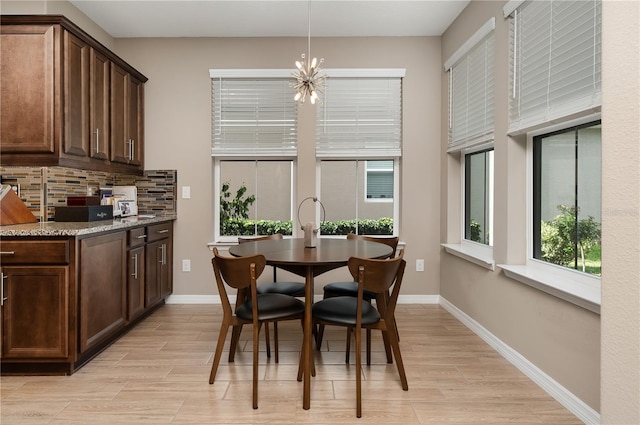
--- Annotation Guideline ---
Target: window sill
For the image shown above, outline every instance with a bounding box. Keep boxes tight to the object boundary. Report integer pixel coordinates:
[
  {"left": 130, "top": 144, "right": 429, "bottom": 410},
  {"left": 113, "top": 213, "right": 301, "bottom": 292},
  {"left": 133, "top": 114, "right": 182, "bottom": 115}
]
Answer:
[
  {"left": 498, "top": 263, "right": 600, "bottom": 314},
  {"left": 442, "top": 243, "right": 495, "bottom": 270}
]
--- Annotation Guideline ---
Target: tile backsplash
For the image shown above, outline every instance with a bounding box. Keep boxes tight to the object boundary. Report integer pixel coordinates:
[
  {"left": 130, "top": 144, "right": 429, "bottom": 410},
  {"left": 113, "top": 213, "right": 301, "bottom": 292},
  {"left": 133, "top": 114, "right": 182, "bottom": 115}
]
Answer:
[{"left": 0, "top": 166, "right": 176, "bottom": 221}]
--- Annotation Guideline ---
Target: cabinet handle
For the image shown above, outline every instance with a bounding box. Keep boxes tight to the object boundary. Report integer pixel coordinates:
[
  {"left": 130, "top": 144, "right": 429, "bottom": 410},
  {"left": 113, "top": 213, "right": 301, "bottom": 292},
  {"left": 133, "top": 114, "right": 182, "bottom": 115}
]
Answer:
[
  {"left": 158, "top": 244, "right": 167, "bottom": 266},
  {"left": 129, "top": 138, "right": 135, "bottom": 161},
  {"left": 136, "top": 234, "right": 148, "bottom": 239},
  {"left": 94, "top": 128, "right": 100, "bottom": 153},
  {"left": 0, "top": 251, "right": 16, "bottom": 255},
  {"left": 131, "top": 254, "right": 138, "bottom": 279},
  {"left": 157, "top": 229, "right": 169, "bottom": 234},
  {"left": 1, "top": 273, "right": 7, "bottom": 306}
]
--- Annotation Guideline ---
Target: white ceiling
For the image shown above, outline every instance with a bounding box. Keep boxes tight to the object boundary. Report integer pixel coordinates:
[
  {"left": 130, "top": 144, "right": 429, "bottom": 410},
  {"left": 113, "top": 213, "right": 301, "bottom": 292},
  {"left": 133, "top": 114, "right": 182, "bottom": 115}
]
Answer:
[{"left": 69, "top": 0, "right": 469, "bottom": 38}]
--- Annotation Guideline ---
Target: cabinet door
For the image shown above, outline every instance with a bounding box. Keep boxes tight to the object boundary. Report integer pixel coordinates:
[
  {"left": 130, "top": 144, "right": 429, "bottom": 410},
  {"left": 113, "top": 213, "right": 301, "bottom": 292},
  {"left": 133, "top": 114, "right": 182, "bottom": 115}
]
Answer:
[
  {"left": 0, "top": 24, "right": 59, "bottom": 154},
  {"left": 145, "top": 239, "right": 163, "bottom": 308},
  {"left": 161, "top": 235, "right": 173, "bottom": 299},
  {"left": 110, "top": 63, "right": 130, "bottom": 165},
  {"left": 128, "top": 245, "right": 145, "bottom": 320},
  {"left": 1, "top": 266, "right": 69, "bottom": 359},
  {"left": 79, "top": 232, "right": 127, "bottom": 353},
  {"left": 62, "top": 31, "right": 90, "bottom": 159},
  {"left": 128, "top": 75, "right": 144, "bottom": 168},
  {"left": 89, "top": 48, "right": 110, "bottom": 161}
]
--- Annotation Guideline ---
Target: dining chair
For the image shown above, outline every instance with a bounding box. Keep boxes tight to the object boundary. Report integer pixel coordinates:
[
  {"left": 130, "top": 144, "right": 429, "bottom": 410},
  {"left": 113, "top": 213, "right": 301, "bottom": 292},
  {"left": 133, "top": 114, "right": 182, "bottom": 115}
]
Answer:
[
  {"left": 312, "top": 251, "right": 408, "bottom": 418},
  {"left": 209, "top": 248, "right": 305, "bottom": 409},
  {"left": 316, "top": 233, "right": 400, "bottom": 364},
  {"left": 237, "top": 234, "right": 306, "bottom": 362}
]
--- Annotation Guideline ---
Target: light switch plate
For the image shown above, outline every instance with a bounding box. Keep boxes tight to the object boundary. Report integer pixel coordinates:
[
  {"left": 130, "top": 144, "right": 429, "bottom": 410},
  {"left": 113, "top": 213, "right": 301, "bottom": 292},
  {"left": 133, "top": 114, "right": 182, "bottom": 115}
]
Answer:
[
  {"left": 182, "top": 259, "right": 191, "bottom": 272},
  {"left": 181, "top": 186, "right": 191, "bottom": 199}
]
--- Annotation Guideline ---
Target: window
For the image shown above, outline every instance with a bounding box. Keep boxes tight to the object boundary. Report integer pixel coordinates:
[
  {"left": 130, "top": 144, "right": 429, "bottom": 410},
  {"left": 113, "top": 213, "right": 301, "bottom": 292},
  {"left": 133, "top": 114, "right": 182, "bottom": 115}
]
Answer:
[
  {"left": 465, "top": 149, "right": 494, "bottom": 246},
  {"left": 365, "top": 160, "right": 393, "bottom": 201},
  {"left": 320, "top": 159, "right": 398, "bottom": 236},
  {"left": 217, "top": 160, "right": 294, "bottom": 237},
  {"left": 506, "top": 0, "right": 601, "bottom": 134},
  {"left": 497, "top": 1, "right": 602, "bottom": 311},
  {"left": 533, "top": 121, "right": 601, "bottom": 276},
  {"left": 210, "top": 70, "right": 297, "bottom": 241},
  {"left": 445, "top": 19, "right": 495, "bottom": 254},
  {"left": 316, "top": 70, "right": 404, "bottom": 236}
]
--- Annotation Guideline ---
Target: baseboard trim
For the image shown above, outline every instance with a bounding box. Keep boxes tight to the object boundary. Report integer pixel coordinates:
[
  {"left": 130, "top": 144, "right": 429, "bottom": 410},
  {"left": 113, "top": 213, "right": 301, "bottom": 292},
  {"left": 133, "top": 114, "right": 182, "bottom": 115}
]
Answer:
[
  {"left": 439, "top": 297, "right": 600, "bottom": 425},
  {"left": 166, "top": 294, "right": 439, "bottom": 305}
]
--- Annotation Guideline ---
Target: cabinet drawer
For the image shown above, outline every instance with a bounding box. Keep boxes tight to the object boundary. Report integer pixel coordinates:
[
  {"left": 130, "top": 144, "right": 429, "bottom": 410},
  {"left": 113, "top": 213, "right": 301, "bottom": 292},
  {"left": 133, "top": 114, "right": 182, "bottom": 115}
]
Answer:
[
  {"left": 128, "top": 227, "right": 148, "bottom": 248},
  {"left": 147, "top": 222, "right": 172, "bottom": 242},
  {"left": 0, "top": 240, "right": 70, "bottom": 264}
]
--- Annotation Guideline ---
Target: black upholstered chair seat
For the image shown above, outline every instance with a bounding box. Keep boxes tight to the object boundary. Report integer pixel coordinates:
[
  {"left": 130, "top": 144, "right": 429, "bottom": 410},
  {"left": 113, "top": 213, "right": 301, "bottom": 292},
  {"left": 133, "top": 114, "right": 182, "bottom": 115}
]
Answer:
[
  {"left": 236, "top": 293, "right": 305, "bottom": 322},
  {"left": 321, "top": 281, "right": 375, "bottom": 301},
  {"left": 312, "top": 296, "right": 380, "bottom": 326},
  {"left": 256, "top": 281, "right": 306, "bottom": 297}
]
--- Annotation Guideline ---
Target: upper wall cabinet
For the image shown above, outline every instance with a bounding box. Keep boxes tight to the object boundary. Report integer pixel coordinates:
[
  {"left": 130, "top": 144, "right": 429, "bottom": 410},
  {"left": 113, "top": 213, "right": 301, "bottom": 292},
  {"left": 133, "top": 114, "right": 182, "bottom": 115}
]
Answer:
[{"left": 0, "top": 15, "right": 147, "bottom": 175}]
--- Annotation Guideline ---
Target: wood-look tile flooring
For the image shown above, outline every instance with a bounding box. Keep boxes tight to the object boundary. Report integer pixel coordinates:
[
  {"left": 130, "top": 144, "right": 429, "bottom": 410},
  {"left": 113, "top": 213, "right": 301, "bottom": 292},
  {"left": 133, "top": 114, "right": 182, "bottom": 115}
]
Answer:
[{"left": 1, "top": 304, "right": 582, "bottom": 424}]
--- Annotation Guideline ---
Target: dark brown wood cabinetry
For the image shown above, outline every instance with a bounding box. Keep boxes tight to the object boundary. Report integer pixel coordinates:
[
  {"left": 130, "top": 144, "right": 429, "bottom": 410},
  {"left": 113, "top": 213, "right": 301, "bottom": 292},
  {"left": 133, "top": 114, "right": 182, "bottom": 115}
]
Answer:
[
  {"left": 0, "top": 240, "right": 72, "bottom": 363},
  {"left": 145, "top": 222, "right": 173, "bottom": 307},
  {"left": 0, "top": 15, "right": 147, "bottom": 175},
  {"left": 79, "top": 232, "right": 127, "bottom": 353},
  {"left": 127, "top": 227, "right": 147, "bottom": 321},
  {"left": 0, "top": 220, "right": 173, "bottom": 375}
]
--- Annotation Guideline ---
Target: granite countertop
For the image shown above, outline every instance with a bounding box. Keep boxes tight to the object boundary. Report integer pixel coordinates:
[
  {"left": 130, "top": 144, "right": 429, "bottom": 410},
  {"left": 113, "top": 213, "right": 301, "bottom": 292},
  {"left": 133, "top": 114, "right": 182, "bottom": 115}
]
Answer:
[{"left": 0, "top": 214, "right": 177, "bottom": 237}]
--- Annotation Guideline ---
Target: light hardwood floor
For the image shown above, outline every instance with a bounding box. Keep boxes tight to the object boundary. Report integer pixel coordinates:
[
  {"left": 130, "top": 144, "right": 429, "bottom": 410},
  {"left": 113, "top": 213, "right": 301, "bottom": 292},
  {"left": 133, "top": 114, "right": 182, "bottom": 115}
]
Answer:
[{"left": 1, "top": 304, "right": 582, "bottom": 424}]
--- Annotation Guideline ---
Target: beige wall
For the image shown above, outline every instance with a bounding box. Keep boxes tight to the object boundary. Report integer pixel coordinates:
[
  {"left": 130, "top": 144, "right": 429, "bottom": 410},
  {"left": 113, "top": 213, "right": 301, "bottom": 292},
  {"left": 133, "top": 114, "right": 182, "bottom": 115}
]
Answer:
[
  {"left": 440, "top": 0, "right": 601, "bottom": 411},
  {"left": 111, "top": 36, "right": 442, "bottom": 297},
  {"left": 600, "top": 1, "right": 640, "bottom": 423}
]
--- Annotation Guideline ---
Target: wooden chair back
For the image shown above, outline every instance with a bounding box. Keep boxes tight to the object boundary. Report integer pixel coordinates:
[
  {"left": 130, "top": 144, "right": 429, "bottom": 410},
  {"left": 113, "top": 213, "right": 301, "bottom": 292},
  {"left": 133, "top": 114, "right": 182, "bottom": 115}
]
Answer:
[{"left": 346, "top": 233, "right": 399, "bottom": 258}]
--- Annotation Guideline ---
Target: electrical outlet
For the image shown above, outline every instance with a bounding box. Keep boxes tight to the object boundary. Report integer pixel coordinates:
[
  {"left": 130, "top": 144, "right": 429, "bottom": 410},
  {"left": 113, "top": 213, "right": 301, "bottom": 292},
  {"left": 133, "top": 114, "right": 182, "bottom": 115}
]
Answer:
[
  {"left": 181, "top": 186, "right": 191, "bottom": 199},
  {"left": 182, "top": 259, "right": 191, "bottom": 272},
  {"left": 416, "top": 259, "right": 424, "bottom": 272}
]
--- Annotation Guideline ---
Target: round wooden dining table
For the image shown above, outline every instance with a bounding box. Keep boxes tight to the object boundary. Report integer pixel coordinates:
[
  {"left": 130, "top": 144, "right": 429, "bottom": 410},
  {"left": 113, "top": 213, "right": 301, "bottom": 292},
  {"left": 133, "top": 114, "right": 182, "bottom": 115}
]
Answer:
[{"left": 229, "top": 237, "right": 393, "bottom": 410}]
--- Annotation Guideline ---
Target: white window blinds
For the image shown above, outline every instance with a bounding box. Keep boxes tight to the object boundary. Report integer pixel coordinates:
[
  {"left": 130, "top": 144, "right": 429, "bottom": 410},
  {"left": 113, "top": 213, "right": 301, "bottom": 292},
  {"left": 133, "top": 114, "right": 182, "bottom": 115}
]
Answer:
[
  {"left": 316, "top": 73, "right": 403, "bottom": 158},
  {"left": 211, "top": 73, "right": 297, "bottom": 157},
  {"left": 508, "top": 0, "right": 602, "bottom": 134},
  {"left": 446, "top": 19, "right": 495, "bottom": 153}
]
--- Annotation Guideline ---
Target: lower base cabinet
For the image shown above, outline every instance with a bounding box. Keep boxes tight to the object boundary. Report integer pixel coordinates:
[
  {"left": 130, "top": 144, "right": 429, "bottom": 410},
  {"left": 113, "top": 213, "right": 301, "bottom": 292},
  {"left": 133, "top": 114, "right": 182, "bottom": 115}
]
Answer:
[
  {"left": 0, "top": 219, "right": 173, "bottom": 375},
  {"left": 79, "top": 232, "right": 127, "bottom": 353},
  {"left": 1, "top": 266, "right": 69, "bottom": 359}
]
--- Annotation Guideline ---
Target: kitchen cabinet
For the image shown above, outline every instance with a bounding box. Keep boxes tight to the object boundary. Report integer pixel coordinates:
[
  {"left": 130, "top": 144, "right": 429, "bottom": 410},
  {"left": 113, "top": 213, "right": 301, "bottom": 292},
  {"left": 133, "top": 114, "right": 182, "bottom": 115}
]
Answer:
[
  {"left": 145, "top": 222, "right": 173, "bottom": 308},
  {"left": 0, "top": 240, "right": 72, "bottom": 361},
  {"left": 110, "top": 63, "right": 144, "bottom": 170},
  {"left": 0, "top": 219, "right": 173, "bottom": 375},
  {"left": 79, "top": 232, "right": 127, "bottom": 353},
  {"left": 0, "top": 15, "right": 147, "bottom": 175},
  {"left": 127, "top": 228, "right": 147, "bottom": 321}
]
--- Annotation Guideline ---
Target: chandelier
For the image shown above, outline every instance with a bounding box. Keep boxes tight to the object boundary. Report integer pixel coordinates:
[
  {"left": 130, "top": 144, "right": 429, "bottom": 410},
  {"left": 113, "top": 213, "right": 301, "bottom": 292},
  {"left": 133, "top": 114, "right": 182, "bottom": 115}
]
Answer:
[{"left": 292, "top": 0, "right": 326, "bottom": 104}]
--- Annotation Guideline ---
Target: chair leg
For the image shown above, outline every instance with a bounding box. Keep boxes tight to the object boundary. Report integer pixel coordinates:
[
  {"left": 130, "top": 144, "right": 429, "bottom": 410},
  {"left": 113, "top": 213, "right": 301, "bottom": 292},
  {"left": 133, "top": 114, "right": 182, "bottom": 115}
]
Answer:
[
  {"left": 210, "top": 320, "right": 230, "bottom": 384},
  {"left": 274, "top": 322, "right": 279, "bottom": 363},
  {"left": 316, "top": 324, "right": 325, "bottom": 350},
  {"left": 387, "top": 322, "right": 408, "bottom": 391},
  {"left": 229, "top": 324, "right": 243, "bottom": 362},
  {"left": 345, "top": 327, "right": 352, "bottom": 364},
  {"left": 355, "top": 325, "right": 362, "bottom": 418},
  {"left": 264, "top": 322, "right": 271, "bottom": 359},
  {"left": 366, "top": 329, "right": 372, "bottom": 366},
  {"left": 253, "top": 321, "right": 260, "bottom": 409}
]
